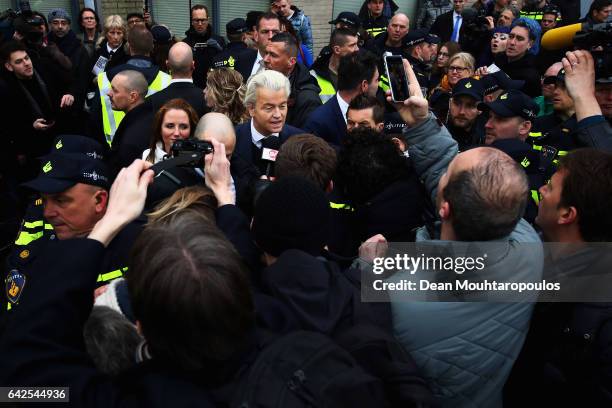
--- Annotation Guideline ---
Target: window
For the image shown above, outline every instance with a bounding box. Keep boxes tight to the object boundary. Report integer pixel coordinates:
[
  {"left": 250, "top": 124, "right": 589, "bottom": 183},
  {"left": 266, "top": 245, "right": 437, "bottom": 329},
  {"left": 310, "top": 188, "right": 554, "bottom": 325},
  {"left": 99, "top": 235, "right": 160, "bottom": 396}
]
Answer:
[{"left": 28, "top": 0, "right": 73, "bottom": 21}]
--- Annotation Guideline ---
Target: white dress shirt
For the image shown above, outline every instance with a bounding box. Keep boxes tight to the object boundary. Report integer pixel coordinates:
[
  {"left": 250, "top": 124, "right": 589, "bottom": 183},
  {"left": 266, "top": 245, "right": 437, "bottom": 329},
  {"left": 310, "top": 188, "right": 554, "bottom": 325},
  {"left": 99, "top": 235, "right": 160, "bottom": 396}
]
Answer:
[
  {"left": 250, "top": 51, "right": 265, "bottom": 78},
  {"left": 251, "top": 119, "right": 279, "bottom": 149},
  {"left": 336, "top": 93, "right": 350, "bottom": 124}
]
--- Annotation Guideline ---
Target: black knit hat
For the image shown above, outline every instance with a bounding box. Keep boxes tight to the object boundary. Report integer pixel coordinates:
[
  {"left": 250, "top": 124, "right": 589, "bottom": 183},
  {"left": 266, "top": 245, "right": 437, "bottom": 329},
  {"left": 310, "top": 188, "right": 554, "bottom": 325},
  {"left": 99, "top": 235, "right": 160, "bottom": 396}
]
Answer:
[{"left": 252, "top": 177, "right": 330, "bottom": 257}]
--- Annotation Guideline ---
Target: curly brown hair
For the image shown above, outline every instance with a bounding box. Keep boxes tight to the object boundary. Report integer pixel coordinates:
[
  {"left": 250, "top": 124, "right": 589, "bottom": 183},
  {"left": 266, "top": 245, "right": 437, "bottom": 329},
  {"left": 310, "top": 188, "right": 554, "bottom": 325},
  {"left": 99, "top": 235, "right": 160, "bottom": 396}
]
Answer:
[{"left": 205, "top": 68, "right": 249, "bottom": 125}]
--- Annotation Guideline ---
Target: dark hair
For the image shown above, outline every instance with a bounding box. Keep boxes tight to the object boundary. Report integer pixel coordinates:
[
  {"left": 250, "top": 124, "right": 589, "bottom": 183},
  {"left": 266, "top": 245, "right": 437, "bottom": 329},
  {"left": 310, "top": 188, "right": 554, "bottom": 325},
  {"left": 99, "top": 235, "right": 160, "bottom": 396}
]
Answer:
[
  {"left": 78, "top": 7, "right": 100, "bottom": 33},
  {"left": 256, "top": 12, "right": 281, "bottom": 31},
  {"left": 276, "top": 134, "right": 338, "bottom": 190},
  {"left": 337, "top": 50, "right": 378, "bottom": 92},
  {"left": 152, "top": 38, "right": 177, "bottom": 72},
  {"left": 148, "top": 98, "right": 199, "bottom": 162},
  {"left": 558, "top": 149, "right": 612, "bottom": 241},
  {"left": 84, "top": 306, "right": 142, "bottom": 377},
  {"left": 270, "top": 32, "right": 298, "bottom": 58},
  {"left": 442, "top": 150, "right": 527, "bottom": 241},
  {"left": 127, "top": 26, "right": 154, "bottom": 55},
  {"left": 191, "top": 4, "right": 210, "bottom": 16},
  {"left": 511, "top": 20, "right": 536, "bottom": 42},
  {"left": 348, "top": 94, "right": 385, "bottom": 124},
  {"left": 432, "top": 41, "right": 461, "bottom": 76},
  {"left": 1, "top": 40, "right": 27, "bottom": 64},
  {"left": 330, "top": 27, "right": 358, "bottom": 48},
  {"left": 336, "top": 127, "right": 411, "bottom": 204},
  {"left": 247, "top": 11, "right": 264, "bottom": 31},
  {"left": 589, "top": 0, "right": 612, "bottom": 15},
  {"left": 126, "top": 12, "right": 144, "bottom": 21},
  {"left": 127, "top": 215, "right": 255, "bottom": 372}
]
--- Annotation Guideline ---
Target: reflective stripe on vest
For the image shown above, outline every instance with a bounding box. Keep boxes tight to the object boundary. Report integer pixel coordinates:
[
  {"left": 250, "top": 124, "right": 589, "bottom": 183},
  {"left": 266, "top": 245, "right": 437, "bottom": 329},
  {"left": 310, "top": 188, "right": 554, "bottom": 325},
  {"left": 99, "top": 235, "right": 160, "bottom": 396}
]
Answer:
[
  {"left": 531, "top": 189, "right": 540, "bottom": 205},
  {"left": 15, "top": 230, "right": 44, "bottom": 246},
  {"left": 379, "top": 74, "right": 390, "bottom": 92},
  {"left": 7, "top": 302, "right": 11, "bottom": 311},
  {"left": 330, "top": 202, "right": 354, "bottom": 211},
  {"left": 310, "top": 70, "right": 336, "bottom": 103},
  {"left": 97, "top": 267, "right": 128, "bottom": 283},
  {"left": 98, "top": 70, "right": 171, "bottom": 146},
  {"left": 528, "top": 131, "right": 543, "bottom": 138},
  {"left": 366, "top": 27, "right": 387, "bottom": 37},
  {"left": 98, "top": 72, "right": 125, "bottom": 147}
]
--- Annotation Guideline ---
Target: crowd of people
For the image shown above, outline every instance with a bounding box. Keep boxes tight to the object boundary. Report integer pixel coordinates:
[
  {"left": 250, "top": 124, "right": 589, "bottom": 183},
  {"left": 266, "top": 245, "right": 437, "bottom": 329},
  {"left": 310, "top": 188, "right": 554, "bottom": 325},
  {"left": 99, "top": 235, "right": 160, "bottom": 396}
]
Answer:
[{"left": 1, "top": 0, "right": 612, "bottom": 406}]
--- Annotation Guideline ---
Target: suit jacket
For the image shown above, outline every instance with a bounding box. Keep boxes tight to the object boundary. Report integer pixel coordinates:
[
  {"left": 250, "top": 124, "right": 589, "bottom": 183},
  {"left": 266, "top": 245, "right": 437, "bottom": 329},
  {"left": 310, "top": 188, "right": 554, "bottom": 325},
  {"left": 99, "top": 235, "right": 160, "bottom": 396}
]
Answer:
[
  {"left": 303, "top": 95, "right": 347, "bottom": 146},
  {"left": 144, "top": 81, "right": 207, "bottom": 117},
  {"left": 234, "top": 120, "right": 304, "bottom": 170},
  {"left": 110, "top": 102, "right": 155, "bottom": 177},
  {"left": 429, "top": 10, "right": 455, "bottom": 43}
]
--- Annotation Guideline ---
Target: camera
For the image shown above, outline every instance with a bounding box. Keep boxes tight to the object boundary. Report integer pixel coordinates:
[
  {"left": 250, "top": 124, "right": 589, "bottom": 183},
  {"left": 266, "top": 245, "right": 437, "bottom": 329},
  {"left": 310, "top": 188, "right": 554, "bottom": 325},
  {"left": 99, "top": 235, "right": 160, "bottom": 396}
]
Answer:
[
  {"left": 171, "top": 139, "right": 214, "bottom": 167},
  {"left": 573, "top": 23, "right": 612, "bottom": 82}
]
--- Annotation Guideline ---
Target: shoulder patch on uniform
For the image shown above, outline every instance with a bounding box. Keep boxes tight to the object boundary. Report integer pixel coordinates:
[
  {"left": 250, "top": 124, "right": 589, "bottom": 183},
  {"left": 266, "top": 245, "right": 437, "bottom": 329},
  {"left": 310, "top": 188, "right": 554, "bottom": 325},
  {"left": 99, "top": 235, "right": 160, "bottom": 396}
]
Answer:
[
  {"left": 35, "top": 198, "right": 43, "bottom": 206},
  {"left": 19, "top": 250, "right": 29, "bottom": 259},
  {"left": 6, "top": 270, "right": 26, "bottom": 304}
]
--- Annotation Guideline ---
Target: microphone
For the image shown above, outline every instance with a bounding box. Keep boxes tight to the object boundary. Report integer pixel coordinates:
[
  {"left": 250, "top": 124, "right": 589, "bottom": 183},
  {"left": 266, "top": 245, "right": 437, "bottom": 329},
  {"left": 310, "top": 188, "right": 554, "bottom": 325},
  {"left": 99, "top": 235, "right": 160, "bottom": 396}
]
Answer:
[
  {"left": 541, "top": 23, "right": 585, "bottom": 50},
  {"left": 260, "top": 136, "right": 281, "bottom": 177}
]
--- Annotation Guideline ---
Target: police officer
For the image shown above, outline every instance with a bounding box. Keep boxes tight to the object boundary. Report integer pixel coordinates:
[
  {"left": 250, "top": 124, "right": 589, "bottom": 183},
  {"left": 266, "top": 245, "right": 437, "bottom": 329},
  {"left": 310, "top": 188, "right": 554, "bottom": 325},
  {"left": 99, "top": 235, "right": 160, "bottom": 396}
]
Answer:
[
  {"left": 212, "top": 18, "right": 258, "bottom": 83},
  {"left": 520, "top": 0, "right": 561, "bottom": 23},
  {"left": 528, "top": 69, "right": 579, "bottom": 166},
  {"left": 402, "top": 29, "right": 437, "bottom": 93},
  {"left": 446, "top": 78, "right": 487, "bottom": 150},
  {"left": 310, "top": 27, "right": 359, "bottom": 103},
  {"left": 3, "top": 136, "right": 140, "bottom": 320},
  {"left": 359, "top": 0, "right": 391, "bottom": 39},
  {"left": 477, "top": 89, "right": 552, "bottom": 224}
]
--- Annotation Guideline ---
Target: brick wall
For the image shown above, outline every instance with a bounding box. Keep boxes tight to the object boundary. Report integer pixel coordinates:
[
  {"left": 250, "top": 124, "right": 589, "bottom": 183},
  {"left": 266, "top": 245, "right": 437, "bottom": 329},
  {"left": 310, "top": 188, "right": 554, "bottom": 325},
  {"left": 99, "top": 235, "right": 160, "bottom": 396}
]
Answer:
[
  {"left": 100, "top": 0, "right": 144, "bottom": 18},
  {"left": 293, "top": 0, "right": 333, "bottom": 57}
]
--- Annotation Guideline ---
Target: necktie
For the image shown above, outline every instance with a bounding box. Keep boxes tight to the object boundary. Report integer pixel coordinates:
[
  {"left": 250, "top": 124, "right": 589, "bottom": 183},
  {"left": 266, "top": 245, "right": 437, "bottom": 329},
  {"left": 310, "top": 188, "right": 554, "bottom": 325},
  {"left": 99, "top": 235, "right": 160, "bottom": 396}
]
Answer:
[
  {"left": 109, "top": 50, "right": 115, "bottom": 60},
  {"left": 451, "top": 15, "right": 461, "bottom": 42},
  {"left": 256, "top": 59, "right": 265, "bottom": 75}
]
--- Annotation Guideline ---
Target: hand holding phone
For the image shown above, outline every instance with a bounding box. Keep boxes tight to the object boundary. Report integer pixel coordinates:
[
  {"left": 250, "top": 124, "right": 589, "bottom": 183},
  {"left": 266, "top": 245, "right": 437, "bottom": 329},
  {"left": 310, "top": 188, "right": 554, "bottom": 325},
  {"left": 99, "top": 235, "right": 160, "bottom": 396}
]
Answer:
[{"left": 384, "top": 54, "right": 410, "bottom": 102}]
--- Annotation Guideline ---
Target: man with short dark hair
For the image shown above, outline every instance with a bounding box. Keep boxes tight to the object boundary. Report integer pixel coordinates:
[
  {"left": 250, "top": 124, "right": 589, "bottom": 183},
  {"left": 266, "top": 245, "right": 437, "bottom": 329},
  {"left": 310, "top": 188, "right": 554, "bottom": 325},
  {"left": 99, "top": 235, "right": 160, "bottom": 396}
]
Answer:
[
  {"left": 264, "top": 32, "right": 321, "bottom": 128},
  {"left": 183, "top": 4, "right": 226, "bottom": 88},
  {"left": 304, "top": 51, "right": 379, "bottom": 145},
  {"left": 582, "top": 0, "right": 612, "bottom": 24},
  {"left": 275, "top": 134, "right": 337, "bottom": 191},
  {"left": 250, "top": 12, "right": 282, "bottom": 78},
  {"left": 346, "top": 93, "right": 385, "bottom": 132},
  {"left": 212, "top": 18, "right": 258, "bottom": 83},
  {"left": 310, "top": 28, "right": 359, "bottom": 103}
]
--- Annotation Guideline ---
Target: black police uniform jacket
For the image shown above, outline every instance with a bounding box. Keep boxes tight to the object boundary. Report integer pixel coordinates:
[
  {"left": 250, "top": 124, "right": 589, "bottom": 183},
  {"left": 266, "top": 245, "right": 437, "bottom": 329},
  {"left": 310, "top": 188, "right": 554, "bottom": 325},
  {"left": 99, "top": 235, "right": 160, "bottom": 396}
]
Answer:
[
  {"left": 528, "top": 113, "right": 579, "bottom": 163},
  {"left": 0, "top": 238, "right": 222, "bottom": 407},
  {"left": 286, "top": 62, "right": 322, "bottom": 128},
  {"left": 183, "top": 27, "right": 226, "bottom": 88},
  {"left": 212, "top": 41, "right": 258, "bottom": 83}
]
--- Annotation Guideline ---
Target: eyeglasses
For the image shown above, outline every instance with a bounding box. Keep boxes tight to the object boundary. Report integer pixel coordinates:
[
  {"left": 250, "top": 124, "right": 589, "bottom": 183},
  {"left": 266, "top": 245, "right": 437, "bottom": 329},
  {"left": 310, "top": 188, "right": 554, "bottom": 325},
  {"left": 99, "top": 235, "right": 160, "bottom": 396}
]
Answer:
[
  {"left": 448, "top": 65, "right": 469, "bottom": 72},
  {"left": 192, "top": 18, "right": 209, "bottom": 24}
]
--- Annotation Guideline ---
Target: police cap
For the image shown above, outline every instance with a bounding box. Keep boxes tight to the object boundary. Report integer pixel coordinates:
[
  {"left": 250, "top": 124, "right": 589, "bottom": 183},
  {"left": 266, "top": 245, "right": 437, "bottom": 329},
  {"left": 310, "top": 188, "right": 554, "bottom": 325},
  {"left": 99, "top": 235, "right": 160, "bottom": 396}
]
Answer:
[
  {"left": 478, "top": 89, "right": 539, "bottom": 120},
  {"left": 329, "top": 12, "right": 361, "bottom": 30},
  {"left": 50, "top": 134, "right": 107, "bottom": 161},
  {"left": 452, "top": 78, "right": 484, "bottom": 101},
  {"left": 480, "top": 70, "right": 525, "bottom": 95},
  {"left": 22, "top": 153, "right": 110, "bottom": 194},
  {"left": 227, "top": 18, "right": 249, "bottom": 35},
  {"left": 403, "top": 29, "right": 428, "bottom": 48}
]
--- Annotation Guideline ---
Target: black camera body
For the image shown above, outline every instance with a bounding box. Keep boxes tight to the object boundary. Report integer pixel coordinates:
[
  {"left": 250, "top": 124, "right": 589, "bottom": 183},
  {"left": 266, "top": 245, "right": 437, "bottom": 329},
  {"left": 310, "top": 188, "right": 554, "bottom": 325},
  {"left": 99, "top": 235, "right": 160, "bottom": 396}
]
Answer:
[
  {"left": 573, "top": 23, "right": 612, "bottom": 82},
  {"left": 171, "top": 139, "right": 214, "bottom": 168}
]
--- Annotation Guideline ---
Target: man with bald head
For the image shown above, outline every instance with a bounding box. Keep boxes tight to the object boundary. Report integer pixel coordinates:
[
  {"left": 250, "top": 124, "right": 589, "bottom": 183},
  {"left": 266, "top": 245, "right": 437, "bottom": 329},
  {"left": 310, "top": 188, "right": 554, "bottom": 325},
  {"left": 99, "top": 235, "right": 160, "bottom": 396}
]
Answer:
[
  {"left": 195, "top": 112, "right": 259, "bottom": 213},
  {"left": 145, "top": 42, "right": 207, "bottom": 117},
  {"left": 366, "top": 13, "right": 410, "bottom": 57},
  {"left": 108, "top": 70, "right": 155, "bottom": 176},
  {"left": 378, "top": 60, "right": 543, "bottom": 406}
]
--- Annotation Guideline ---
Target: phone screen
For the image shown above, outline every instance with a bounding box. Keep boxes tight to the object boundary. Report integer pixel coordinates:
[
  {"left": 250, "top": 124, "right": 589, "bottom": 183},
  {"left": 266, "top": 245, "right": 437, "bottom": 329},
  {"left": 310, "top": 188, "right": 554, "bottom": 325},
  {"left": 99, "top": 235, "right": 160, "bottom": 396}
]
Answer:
[{"left": 385, "top": 55, "right": 410, "bottom": 102}]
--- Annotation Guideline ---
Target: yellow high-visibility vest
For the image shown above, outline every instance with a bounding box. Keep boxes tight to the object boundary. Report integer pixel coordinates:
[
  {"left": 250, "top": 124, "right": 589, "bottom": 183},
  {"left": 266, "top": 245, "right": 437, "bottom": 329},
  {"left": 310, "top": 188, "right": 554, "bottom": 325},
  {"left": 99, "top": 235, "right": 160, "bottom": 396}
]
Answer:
[{"left": 310, "top": 70, "right": 336, "bottom": 103}]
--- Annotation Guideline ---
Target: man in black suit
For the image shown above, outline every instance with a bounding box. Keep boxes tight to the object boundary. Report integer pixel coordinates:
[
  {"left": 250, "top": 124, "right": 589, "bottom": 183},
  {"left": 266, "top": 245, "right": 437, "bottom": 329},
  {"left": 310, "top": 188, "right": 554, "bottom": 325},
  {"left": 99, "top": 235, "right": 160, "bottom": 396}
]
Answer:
[
  {"left": 303, "top": 51, "right": 379, "bottom": 146},
  {"left": 108, "top": 70, "right": 154, "bottom": 177},
  {"left": 144, "top": 42, "right": 207, "bottom": 117},
  {"left": 234, "top": 70, "right": 304, "bottom": 175},
  {"left": 212, "top": 18, "right": 258, "bottom": 83},
  {"left": 430, "top": 0, "right": 465, "bottom": 43}
]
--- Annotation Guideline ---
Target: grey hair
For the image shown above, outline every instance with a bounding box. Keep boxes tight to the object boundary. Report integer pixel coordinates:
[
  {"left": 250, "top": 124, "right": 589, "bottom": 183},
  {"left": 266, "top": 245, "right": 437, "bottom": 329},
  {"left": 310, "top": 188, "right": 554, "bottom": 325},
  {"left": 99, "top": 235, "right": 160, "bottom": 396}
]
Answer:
[
  {"left": 244, "top": 70, "right": 291, "bottom": 107},
  {"left": 117, "top": 69, "right": 148, "bottom": 99}
]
